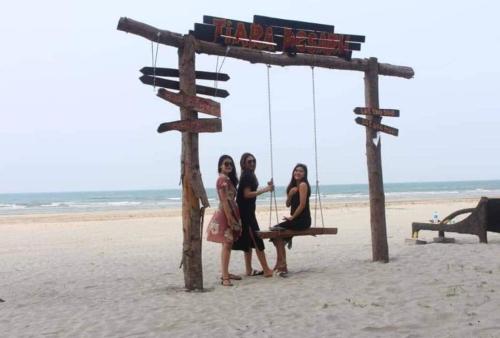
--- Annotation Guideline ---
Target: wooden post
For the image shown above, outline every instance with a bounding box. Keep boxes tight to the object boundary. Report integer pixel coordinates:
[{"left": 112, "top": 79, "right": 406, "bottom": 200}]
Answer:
[
  {"left": 363, "top": 57, "right": 389, "bottom": 262},
  {"left": 179, "top": 35, "right": 204, "bottom": 290}
]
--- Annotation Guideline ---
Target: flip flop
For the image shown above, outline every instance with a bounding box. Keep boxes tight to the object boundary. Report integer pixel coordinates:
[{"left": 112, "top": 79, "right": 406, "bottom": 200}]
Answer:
[
  {"left": 228, "top": 273, "right": 242, "bottom": 280},
  {"left": 275, "top": 270, "right": 288, "bottom": 278},
  {"left": 248, "top": 269, "right": 264, "bottom": 276},
  {"left": 220, "top": 277, "right": 233, "bottom": 286}
]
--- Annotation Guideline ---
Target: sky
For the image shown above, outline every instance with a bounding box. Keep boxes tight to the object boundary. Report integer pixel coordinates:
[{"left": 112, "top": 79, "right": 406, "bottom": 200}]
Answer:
[{"left": 1, "top": 0, "right": 499, "bottom": 193}]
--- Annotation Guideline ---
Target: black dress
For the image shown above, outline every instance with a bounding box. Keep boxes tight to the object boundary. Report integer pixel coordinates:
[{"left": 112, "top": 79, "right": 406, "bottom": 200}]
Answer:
[
  {"left": 277, "top": 186, "right": 311, "bottom": 230},
  {"left": 232, "top": 171, "right": 266, "bottom": 252}
]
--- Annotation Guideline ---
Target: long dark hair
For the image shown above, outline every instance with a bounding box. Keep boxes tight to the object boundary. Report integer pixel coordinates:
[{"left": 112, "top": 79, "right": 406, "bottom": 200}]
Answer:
[
  {"left": 239, "top": 152, "right": 258, "bottom": 186},
  {"left": 286, "top": 163, "right": 311, "bottom": 197},
  {"left": 217, "top": 155, "right": 238, "bottom": 187}
]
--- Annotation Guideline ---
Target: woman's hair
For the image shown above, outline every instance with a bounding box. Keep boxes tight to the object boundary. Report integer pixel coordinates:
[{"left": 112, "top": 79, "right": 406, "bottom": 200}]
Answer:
[
  {"left": 218, "top": 154, "right": 238, "bottom": 187},
  {"left": 239, "top": 152, "right": 258, "bottom": 186},
  {"left": 286, "top": 163, "right": 311, "bottom": 197}
]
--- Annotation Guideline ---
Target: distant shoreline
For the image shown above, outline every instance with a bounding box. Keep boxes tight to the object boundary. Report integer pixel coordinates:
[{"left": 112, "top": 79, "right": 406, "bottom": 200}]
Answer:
[{"left": 1, "top": 179, "right": 499, "bottom": 216}]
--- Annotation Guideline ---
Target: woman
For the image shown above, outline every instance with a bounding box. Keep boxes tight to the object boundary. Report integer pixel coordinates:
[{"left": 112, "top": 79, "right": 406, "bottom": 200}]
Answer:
[
  {"left": 232, "top": 153, "right": 274, "bottom": 277},
  {"left": 270, "top": 163, "right": 311, "bottom": 277},
  {"left": 206, "top": 155, "right": 242, "bottom": 286}
]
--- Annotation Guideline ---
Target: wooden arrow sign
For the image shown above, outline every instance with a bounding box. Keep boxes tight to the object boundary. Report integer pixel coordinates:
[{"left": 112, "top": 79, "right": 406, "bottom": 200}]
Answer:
[
  {"left": 139, "top": 75, "right": 230, "bottom": 98},
  {"left": 140, "top": 67, "right": 230, "bottom": 81},
  {"left": 354, "top": 107, "right": 400, "bottom": 117},
  {"left": 157, "top": 88, "right": 221, "bottom": 117},
  {"left": 355, "top": 117, "right": 399, "bottom": 136},
  {"left": 157, "top": 118, "right": 222, "bottom": 133}
]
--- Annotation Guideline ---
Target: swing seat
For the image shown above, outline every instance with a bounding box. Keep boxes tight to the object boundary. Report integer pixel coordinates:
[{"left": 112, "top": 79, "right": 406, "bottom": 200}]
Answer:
[{"left": 257, "top": 227, "right": 338, "bottom": 239}]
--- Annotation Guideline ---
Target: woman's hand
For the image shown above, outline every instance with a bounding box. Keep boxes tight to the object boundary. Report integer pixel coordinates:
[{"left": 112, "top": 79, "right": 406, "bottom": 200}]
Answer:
[
  {"left": 289, "top": 187, "right": 298, "bottom": 195},
  {"left": 267, "top": 179, "right": 275, "bottom": 192},
  {"left": 283, "top": 215, "right": 294, "bottom": 221}
]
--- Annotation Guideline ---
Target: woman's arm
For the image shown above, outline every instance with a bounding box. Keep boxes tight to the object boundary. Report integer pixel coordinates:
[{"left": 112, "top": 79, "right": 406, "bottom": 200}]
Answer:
[
  {"left": 243, "top": 180, "right": 274, "bottom": 199},
  {"left": 219, "top": 181, "right": 238, "bottom": 226},
  {"left": 287, "top": 182, "right": 308, "bottom": 220},
  {"left": 286, "top": 187, "right": 298, "bottom": 207}
]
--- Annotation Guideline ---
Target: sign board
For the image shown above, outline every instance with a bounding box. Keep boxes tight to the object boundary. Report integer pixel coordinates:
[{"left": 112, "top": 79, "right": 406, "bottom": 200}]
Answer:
[
  {"left": 157, "top": 118, "right": 222, "bottom": 133},
  {"left": 192, "top": 15, "right": 365, "bottom": 60},
  {"left": 157, "top": 88, "right": 221, "bottom": 117},
  {"left": 354, "top": 107, "right": 400, "bottom": 117},
  {"left": 140, "top": 67, "right": 230, "bottom": 81},
  {"left": 140, "top": 75, "right": 229, "bottom": 98},
  {"left": 355, "top": 117, "right": 398, "bottom": 136}
]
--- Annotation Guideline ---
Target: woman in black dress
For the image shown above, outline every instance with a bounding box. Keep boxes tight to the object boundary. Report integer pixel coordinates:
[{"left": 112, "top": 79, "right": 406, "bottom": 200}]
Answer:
[
  {"left": 232, "top": 153, "right": 274, "bottom": 277},
  {"left": 270, "top": 163, "right": 311, "bottom": 276}
]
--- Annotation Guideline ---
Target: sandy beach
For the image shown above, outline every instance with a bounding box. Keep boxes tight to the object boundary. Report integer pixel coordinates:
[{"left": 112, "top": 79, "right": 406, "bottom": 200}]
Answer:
[{"left": 1, "top": 197, "right": 500, "bottom": 337}]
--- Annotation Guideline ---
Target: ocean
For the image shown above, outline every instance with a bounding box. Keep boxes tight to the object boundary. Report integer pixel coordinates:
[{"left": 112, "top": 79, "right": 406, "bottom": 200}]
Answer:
[{"left": 1, "top": 180, "right": 499, "bottom": 215}]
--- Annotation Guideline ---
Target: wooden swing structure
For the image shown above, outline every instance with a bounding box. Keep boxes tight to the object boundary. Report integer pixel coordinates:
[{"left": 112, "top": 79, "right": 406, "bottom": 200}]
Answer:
[{"left": 117, "top": 15, "right": 414, "bottom": 291}]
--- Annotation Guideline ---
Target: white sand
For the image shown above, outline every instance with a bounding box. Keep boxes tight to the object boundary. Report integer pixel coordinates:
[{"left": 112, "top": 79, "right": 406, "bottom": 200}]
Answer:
[{"left": 1, "top": 198, "right": 500, "bottom": 337}]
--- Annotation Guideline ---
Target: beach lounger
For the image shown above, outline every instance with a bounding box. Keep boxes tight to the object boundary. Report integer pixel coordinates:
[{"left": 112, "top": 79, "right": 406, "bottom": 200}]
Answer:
[
  {"left": 257, "top": 227, "right": 338, "bottom": 239},
  {"left": 411, "top": 197, "right": 500, "bottom": 243}
]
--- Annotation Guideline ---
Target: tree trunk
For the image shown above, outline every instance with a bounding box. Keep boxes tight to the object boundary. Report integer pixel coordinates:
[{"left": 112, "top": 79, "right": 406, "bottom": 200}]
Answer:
[
  {"left": 364, "top": 57, "right": 389, "bottom": 263},
  {"left": 179, "top": 35, "right": 204, "bottom": 290}
]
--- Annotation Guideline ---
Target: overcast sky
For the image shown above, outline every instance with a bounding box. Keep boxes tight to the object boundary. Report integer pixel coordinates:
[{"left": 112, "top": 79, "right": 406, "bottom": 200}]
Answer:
[{"left": 1, "top": 0, "right": 499, "bottom": 193}]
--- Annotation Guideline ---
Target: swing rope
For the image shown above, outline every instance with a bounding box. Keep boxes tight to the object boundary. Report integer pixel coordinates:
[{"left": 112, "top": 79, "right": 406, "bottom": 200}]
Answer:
[
  {"left": 150, "top": 32, "right": 161, "bottom": 91},
  {"left": 311, "top": 67, "right": 325, "bottom": 228},
  {"left": 266, "top": 65, "right": 279, "bottom": 226}
]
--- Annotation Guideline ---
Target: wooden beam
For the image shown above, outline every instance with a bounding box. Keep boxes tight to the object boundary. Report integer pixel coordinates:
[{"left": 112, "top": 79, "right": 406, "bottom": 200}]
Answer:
[
  {"left": 139, "top": 75, "right": 229, "bottom": 98},
  {"left": 355, "top": 117, "right": 399, "bottom": 136},
  {"left": 354, "top": 107, "right": 400, "bottom": 117},
  {"left": 257, "top": 227, "right": 338, "bottom": 239},
  {"left": 253, "top": 15, "right": 335, "bottom": 33},
  {"left": 157, "top": 88, "right": 221, "bottom": 117},
  {"left": 157, "top": 118, "right": 222, "bottom": 133},
  {"left": 179, "top": 35, "right": 204, "bottom": 291},
  {"left": 363, "top": 57, "right": 389, "bottom": 263},
  {"left": 117, "top": 17, "right": 414, "bottom": 79},
  {"left": 140, "top": 67, "right": 230, "bottom": 81}
]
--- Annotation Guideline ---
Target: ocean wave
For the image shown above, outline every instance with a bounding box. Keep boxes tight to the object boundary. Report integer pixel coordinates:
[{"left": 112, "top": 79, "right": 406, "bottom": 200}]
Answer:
[{"left": 0, "top": 203, "right": 27, "bottom": 209}]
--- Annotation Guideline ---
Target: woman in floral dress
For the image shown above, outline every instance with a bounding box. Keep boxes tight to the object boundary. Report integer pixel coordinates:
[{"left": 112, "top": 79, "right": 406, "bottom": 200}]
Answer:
[{"left": 206, "top": 155, "right": 242, "bottom": 286}]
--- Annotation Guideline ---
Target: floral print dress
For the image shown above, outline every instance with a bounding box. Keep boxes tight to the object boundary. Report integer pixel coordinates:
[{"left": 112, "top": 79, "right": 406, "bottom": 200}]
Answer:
[{"left": 206, "top": 175, "right": 242, "bottom": 243}]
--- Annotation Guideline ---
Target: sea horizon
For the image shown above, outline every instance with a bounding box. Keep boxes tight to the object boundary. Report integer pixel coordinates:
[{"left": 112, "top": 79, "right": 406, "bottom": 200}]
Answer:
[{"left": 1, "top": 179, "right": 499, "bottom": 215}]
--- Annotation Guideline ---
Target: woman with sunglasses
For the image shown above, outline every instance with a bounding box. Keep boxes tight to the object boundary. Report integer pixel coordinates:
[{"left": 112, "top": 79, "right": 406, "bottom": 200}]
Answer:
[
  {"left": 206, "top": 155, "right": 242, "bottom": 286},
  {"left": 232, "top": 153, "right": 274, "bottom": 277},
  {"left": 270, "top": 163, "right": 311, "bottom": 277}
]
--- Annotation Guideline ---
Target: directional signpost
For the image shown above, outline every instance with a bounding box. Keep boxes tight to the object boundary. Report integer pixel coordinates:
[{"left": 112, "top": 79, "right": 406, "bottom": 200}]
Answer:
[
  {"left": 355, "top": 117, "right": 399, "bottom": 136},
  {"left": 354, "top": 106, "right": 399, "bottom": 136},
  {"left": 157, "top": 88, "right": 221, "bottom": 117}
]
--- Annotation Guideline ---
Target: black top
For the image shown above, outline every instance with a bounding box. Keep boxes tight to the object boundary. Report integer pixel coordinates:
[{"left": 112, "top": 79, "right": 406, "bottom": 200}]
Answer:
[
  {"left": 289, "top": 185, "right": 311, "bottom": 223},
  {"left": 232, "top": 170, "right": 265, "bottom": 251},
  {"left": 237, "top": 171, "right": 258, "bottom": 216}
]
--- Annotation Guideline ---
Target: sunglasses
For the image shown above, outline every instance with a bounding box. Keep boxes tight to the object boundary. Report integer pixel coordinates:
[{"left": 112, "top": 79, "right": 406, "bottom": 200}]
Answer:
[
  {"left": 246, "top": 159, "right": 256, "bottom": 164},
  {"left": 223, "top": 161, "right": 233, "bottom": 167}
]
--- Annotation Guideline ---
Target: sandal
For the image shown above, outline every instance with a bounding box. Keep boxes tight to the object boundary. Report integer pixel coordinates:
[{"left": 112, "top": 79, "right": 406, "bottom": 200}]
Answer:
[
  {"left": 220, "top": 277, "right": 233, "bottom": 286},
  {"left": 275, "top": 270, "right": 288, "bottom": 278},
  {"left": 228, "top": 273, "right": 242, "bottom": 280},
  {"left": 247, "top": 269, "right": 264, "bottom": 276}
]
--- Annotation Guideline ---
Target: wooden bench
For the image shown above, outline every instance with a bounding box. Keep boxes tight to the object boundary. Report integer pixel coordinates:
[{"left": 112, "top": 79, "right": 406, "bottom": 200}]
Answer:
[
  {"left": 412, "top": 197, "right": 500, "bottom": 243},
  {"left": 257, "top": 227, "right": 338, "bottom": 239}
]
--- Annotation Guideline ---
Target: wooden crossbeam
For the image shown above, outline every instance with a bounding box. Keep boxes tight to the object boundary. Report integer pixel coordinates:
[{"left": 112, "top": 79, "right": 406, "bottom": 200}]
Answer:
[
  {"left": 257, "top": 227, "right": 338, "bottom": 239},
  {"left": 140, "top": 67, "right": 230, "bottom": 81},
  {"left": 253, "top": 15, "right": 335, "bottom": 33},
  {"left": 157, "top": 118, "right": 222, "bottom": 133},
  {"left": 157, "top": 88, "right": 221, "bottom": 117},
  {"left": 355, "top": 117, "right": 399, "bottom": 136},
  {"left": 140, "top": 75, "right": 229, "bottom": 98},
  {"left": 354, "top": 107, "right": 400, "bottom": 117}
]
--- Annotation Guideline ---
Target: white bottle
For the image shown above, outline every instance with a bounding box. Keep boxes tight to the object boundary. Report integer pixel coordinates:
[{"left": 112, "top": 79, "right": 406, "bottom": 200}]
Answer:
[{"left": 432, "top": 211, "right": 439, "bottom": 223}]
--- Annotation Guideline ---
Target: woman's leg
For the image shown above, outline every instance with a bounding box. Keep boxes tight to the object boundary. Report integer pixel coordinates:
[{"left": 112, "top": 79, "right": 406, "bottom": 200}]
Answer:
[
  {"left": 244, "top": 250, "right": 253, "bottom": 275},
  {"left": 255, "top": 249, "right": 273, "bottom": 277},
  {"left": 272, "top": 238, "right": 286, "bottom": 271},
  {"left": 221, "top": 242, "right": 232, "bottom": 285}
]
